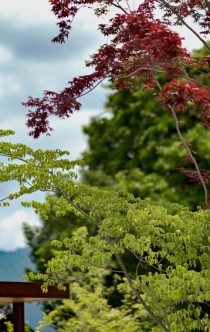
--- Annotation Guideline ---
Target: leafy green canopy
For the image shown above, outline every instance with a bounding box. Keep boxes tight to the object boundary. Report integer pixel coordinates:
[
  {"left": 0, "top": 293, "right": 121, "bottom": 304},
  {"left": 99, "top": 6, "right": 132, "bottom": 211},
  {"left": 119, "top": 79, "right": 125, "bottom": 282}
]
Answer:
[{"left": 1, "top": 130, "right": 210, "bottom": 331}]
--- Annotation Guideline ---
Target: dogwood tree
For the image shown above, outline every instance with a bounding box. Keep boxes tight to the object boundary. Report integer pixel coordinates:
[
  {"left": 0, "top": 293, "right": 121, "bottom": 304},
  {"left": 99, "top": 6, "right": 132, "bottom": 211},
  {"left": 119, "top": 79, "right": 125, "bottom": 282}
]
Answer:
[{"left": 0, "top": 129, "right": 210, "bottom": 331}]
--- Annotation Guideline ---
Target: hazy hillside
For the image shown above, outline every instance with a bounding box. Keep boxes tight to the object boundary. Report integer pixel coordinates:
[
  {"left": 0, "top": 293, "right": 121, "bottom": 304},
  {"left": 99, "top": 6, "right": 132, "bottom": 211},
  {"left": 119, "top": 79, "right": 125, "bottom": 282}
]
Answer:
[
  {"left": 0, "top": 247, "right": 34, "bottom": 281},
  {"left": 0, "top": 248, "right": 53, "bottom": 331}
]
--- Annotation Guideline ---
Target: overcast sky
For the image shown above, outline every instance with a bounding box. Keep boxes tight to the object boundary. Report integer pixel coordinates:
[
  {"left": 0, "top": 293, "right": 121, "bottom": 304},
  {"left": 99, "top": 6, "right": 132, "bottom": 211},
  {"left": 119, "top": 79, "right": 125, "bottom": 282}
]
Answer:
[{"left": 0, "top": 0, "right": 205, "bottom": 251}]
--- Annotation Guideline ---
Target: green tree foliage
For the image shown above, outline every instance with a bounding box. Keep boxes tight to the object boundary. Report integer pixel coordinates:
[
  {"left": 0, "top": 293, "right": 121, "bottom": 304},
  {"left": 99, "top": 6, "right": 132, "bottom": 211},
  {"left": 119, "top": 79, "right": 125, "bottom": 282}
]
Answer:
[
  {"left": 35, "top": 260, "right": 150, "bottom": 332},
  {"left": 1, "top": 129, "right": 210, "bottom": 331},
  {"left": 23, "top": 207, "right": 86, "bottom": 274}
]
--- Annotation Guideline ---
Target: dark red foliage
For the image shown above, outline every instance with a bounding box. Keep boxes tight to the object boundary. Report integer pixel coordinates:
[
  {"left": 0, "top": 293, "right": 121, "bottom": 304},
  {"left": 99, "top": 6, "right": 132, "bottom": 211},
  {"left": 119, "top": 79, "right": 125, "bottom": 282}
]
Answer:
[
  {"left": 24, "top": 6, "right": 190, "bottom": 137},
  {"left": 160, "top": 79, "right": 210, "bottom": 128},
  {"left": 23, "top": 0, "right": 209, "bottom": 138},
  {"left": 21, "top": 0, "right": 210, "bottom": 206},
  {"left": 23, "top": 72, "right": 105, "bottom": 137},
  {"left": 49, "top": 0, "right": 114, "bottom": 43},
  {"left": 49, "top": 0, "right": 210, "bottom": 44},
  {"left": 49, "top": 0, "right": 74, "bottom": 43},
  {"left": 96, "top": 9, "right": 188, "bottom": 78},
  {"left": 178, "top": 167, "right": 210, "bottom": 184}
]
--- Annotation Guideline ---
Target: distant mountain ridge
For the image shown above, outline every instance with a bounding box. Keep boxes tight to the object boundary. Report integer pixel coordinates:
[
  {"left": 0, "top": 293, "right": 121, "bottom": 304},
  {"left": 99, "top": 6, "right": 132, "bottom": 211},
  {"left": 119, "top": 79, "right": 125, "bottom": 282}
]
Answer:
[
  {"left": 0, "top": 247, "right": 34, "bottom": 281},
  {"left": 0, "top": 248, "right": 53, "bottom": 331}
]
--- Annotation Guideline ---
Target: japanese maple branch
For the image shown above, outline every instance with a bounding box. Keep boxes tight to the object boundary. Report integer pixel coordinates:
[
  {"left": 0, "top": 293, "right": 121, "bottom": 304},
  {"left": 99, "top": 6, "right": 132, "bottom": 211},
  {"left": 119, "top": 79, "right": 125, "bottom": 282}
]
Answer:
[
  {"left": 79, "top": 78, "right": 105, "bottom": 98},
  {"left": 169, "top": 104, "right": 210, "bottom": 209},
  {"left": 112, "top": 0, "right": 129, "bottom": 14},
  {"left": 152, "top": 71, "right": 210, "bottom": 209},
  {"left": 157, "top": 0, "right": 210, "bottom": 51},
  {"left": 121, "top": 65, "right": 210, "bottom": 207}
]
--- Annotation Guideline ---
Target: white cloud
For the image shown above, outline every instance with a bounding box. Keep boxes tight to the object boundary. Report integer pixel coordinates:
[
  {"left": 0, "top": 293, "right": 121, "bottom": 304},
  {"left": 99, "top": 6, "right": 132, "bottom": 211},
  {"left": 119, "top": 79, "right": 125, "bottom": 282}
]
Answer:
[
  {"left": 0, "top": 0, "right": 54, "bottom": 25},
  {"left": 0, "top": 0, "right": 105, "bottom": 253},
  {"left": 0, "top": 210, "right": 40, "bottom": 251},
  {"left": 0, "top": 45, "right": 13, "bottom": 65},
  {"left": 0, "top": 0, "right": 102, "bottom": 31},
  {"left": 0, "top": 73, "right": 24, "bottom": 97}
]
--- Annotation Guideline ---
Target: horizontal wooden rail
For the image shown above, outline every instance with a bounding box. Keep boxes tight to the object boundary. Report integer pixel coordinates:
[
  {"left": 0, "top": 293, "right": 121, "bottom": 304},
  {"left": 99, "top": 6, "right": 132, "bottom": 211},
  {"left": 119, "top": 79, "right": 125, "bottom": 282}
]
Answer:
[{"left": 0, "top": 281, "right": 69, "bottom": 303}]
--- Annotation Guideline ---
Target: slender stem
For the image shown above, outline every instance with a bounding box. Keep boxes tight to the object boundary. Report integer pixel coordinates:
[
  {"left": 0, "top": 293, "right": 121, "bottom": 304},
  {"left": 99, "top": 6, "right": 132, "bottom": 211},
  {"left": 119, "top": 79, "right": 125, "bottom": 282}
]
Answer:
[
  {"left": 56, "top": 183, "right": 100, "bottom": 225},
  {"left": 104, "top": 234, "right": 170, "bottom": 331},
  {"left": 157, "top": 0, "right": 210, "bottom": 50},
  {"left": 79, "top": 78, "right": 105, "bottom": 98},
  {"left": 171, "top": 304, "right": 190, "bottom": 332},
  {"left": 0, "top": 196, "right": 10, "bottom": 203},
  {"left": 169, "top": 105, "right": 210, "bottom": 209},
  {"left": 152, "top": 71, "right": 210, "bottom": 209},
  {"left": 125, "top": 0, "right": 131, "bottom": 12},
  {"left": 112, "top": 0, "right": 129, "bottom": 14},
  {"left": 111, "top": 244, "right": 170, "bottom": 332}
]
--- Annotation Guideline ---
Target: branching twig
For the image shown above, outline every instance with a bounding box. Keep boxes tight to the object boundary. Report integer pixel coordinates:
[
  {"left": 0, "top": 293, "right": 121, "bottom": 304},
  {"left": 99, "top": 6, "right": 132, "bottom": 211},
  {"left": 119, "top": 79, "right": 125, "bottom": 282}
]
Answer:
[
  {"left": 157, "top": 0, "right": 210, "bottom": 51},
  {"left": 112, "top": 0, "right": 129, "bottom": 14},
  {"left": 169, "top": 105, "right": 210, "bottom": 209},
  {"left": 171, "top": 304, "right": 190, "bottom": 332},
  {"left": 56, "top": 184, "right": 100, "bottom": 225},
  {"left": 152, "top": 71, "right": 210, "bottom": 209},
  {"left": 79, "top": 78, "right": 105, "bottom": 98},
  {"left": 105, "top": 236, "right": 170, "bottom": 332}
]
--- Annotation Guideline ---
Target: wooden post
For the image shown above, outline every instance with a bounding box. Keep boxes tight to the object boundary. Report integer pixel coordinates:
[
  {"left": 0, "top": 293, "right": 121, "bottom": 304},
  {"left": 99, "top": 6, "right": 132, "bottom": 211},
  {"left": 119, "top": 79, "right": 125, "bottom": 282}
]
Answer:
[{"left": 13, "top": 302, "right": 24, "bottom": 332}]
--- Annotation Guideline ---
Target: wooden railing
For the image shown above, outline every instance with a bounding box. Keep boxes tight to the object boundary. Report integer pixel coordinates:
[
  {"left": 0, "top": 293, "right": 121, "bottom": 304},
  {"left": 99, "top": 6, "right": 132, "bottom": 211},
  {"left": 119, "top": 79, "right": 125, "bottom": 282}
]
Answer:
[{"left": 0, "top": 281, "right": 69, "bottom": 332}]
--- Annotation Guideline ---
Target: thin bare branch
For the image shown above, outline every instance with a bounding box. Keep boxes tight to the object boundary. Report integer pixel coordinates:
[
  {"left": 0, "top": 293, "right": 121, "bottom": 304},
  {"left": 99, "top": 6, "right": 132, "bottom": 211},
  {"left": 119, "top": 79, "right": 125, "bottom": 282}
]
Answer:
[
  {"left": 157, "top": 0, "right": 210, "bottom": 51},
  {"left": 152, "top": 71, "right": 210, "bottom": 209},
  {"left": 169, "top": 105, "right": 210, "bottom": 209},
  {"left": 112, "top": 0, "right": 129, "bottom": 14}
]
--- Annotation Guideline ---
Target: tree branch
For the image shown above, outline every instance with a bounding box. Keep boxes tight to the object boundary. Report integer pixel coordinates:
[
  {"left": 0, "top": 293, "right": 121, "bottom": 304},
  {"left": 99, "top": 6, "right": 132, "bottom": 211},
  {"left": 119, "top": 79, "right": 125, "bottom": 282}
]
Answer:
[
  {"left": 152, "top": 71, "right": 210, "bottom": 209},
  {"left": 112, "top": 0, "right": 129, "bottom": 14},
  {"left": 169, "top": 105, "right": 210, "bottom": 209},
  {"left": 157, "top": 0, "right": 210, "bottom": 51},
  {"left": 105, "top": 236, "right": 170, "bottom": 332}
]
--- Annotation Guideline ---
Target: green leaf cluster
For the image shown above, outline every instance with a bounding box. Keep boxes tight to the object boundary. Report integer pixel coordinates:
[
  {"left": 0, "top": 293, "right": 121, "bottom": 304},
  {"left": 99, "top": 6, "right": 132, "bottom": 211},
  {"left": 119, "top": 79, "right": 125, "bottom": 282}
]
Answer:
[{"left": 27, "top": 193, "right": 210, "bottom": 331}]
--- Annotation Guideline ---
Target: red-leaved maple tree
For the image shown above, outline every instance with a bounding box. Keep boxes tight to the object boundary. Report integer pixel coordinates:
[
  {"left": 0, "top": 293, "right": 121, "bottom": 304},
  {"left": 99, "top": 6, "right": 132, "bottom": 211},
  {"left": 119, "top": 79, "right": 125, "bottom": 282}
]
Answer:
[{"left": 22, "top": 0, "right": 210, "bottom": 207}]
